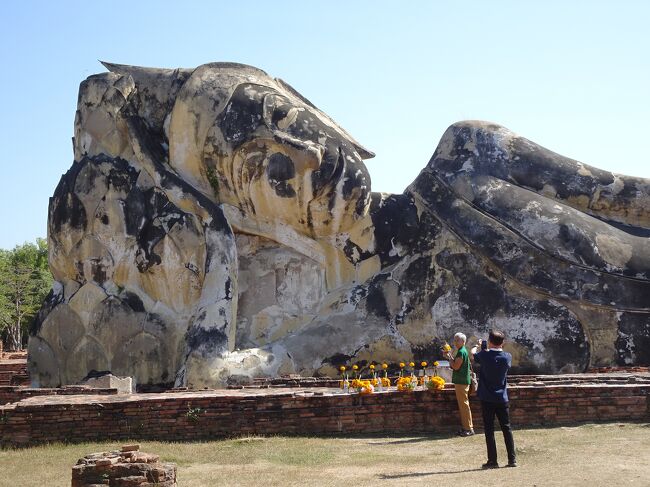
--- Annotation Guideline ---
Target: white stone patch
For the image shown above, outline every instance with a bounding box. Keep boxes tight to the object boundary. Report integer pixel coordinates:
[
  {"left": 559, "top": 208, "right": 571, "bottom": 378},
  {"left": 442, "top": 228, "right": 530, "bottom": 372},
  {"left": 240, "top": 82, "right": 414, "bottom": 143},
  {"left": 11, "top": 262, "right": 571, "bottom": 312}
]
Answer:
[
  {"left": 277, "top": 107, "right": 301, "bottom": 130},
  {"left": 52, "top": 280, "right": 64, "bottom": 299},
  {"left": 388, "top": 237, "right": 406, "bottom": 258},
  {"left": 329, "top": 167, "right": 347, "bottom": 234},
  {"left": 524, "top": 200, "right": 542, "bottom": 213},
  {"left": 430, "top": 291, "right": 465, "bottom": 327},
  {"left": 517, "top": 212, "right": 560, "bottom": 243},
  {"left": 80, "top": 132, "right": 93, "bottom": 155},
  {"left": 460, "top": 160, "right": 474, "bottom": 173},
  {"left": 595, "top": 233, "right": 633, "bottom": 269},
  {"left": 576, "top": 164, "right": 593, "bottom": 177},
  {"left": 495, "top": 240, "right": 525, "bottom": 261},
  {"left": 541, "top": 184, "right": 557, "bottom": 198},
  {"left": 607, "top": 176, "right": 625, "bottom": 195},
  {"left": 487, "top": 314, "right": 560, "bottom": 366}
]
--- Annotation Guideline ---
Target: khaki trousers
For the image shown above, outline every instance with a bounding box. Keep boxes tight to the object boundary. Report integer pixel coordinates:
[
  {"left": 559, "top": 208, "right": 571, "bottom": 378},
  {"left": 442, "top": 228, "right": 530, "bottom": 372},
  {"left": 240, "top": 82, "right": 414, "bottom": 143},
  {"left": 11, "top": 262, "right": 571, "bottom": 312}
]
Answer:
[{"left": 454, "top": 384, "right": 474, "bottom": 431}]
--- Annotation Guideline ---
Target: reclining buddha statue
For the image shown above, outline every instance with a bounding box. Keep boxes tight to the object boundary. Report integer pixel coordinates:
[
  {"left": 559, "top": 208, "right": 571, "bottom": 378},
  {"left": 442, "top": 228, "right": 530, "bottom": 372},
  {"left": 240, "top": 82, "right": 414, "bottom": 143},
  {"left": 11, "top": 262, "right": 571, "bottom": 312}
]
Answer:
[{"left": 28, "top": 62, "right": 650, "bottom": 388}]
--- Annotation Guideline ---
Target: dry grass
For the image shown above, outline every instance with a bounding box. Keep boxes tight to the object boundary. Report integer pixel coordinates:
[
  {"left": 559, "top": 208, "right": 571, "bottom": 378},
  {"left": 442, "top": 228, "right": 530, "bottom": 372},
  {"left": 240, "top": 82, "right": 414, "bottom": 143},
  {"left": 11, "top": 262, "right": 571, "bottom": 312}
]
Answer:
[{"left": 1, "top": 422, "right": 648, "bottom": 486}]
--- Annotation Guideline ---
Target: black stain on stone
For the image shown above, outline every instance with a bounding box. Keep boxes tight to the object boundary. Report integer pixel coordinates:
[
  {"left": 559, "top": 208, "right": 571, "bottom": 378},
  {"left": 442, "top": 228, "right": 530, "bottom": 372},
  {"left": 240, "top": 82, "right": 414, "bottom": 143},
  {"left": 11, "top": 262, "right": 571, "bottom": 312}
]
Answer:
[
  {"left": 267, "top": 153, "right": 295, "bottom": 180},
  {"left": 217, "top": 83, "right": 269, "bottom": 146},
  {"left": 266, "top": 153, "right": 297, "bottom": 198},
  {"left": 90, "top": 259, "right": 107, "bottom": 284},
  {"left": 107, "top": 165, "right": 137, "bottom": 193},
  {"left": 342, "top": 239, "right": 373, "bottom": 265},
  {"left": 30, "top": 287, "right": 64, "bottom": 336},
  {"left": 365, "top": 275, "right": 390, "bottom": 319},
  {"left": 144, "top": 313, "right": 167, "bottom": 333},
  {"left": 411, "top": 338, "right": 448, "bottom": 362},
  {"left": 402, "top": 256, "right": 434, "bottom": 292},
  {"left": 124, "top": 187, "right": 147, "bottom": 236},
  {"left": 616, "top": 312, "right": 650, "bottom": 366},
  {"left": 369, "top": 193, "right": 420, "bottom": 267},
  {"left": 186, "top": 326, "right": 228, "bottom": 355},
  {"left": 128, "top": 188, "right": 185, "bottom": 272},
  {"left": 321, "top": 353, "right": 353, "bottom": 368},
  {"left": 400, "top": 254, "right": 446, "bottom": 311},
  {"left": 121, "top": 291, "right": 145, "bottom": 313},
  {"left": 224, "top": 277, "right": 232, "bottom": 300},
  {"left": 558, "top": 224, "right": 606, "bottom": 268},
  {"left": 458, "top": 274, "right": 505, "bottom": 325},
  {"left": 311, "top": 146, "right": 340, "bottom": 198},
  {"left": 51, "top": 190, "right": 87, "bottom": 234}
]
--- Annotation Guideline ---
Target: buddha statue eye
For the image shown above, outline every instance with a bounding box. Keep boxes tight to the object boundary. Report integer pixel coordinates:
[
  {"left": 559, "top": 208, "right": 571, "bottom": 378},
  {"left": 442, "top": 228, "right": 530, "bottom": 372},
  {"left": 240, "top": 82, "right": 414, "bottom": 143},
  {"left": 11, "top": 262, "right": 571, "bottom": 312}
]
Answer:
[{"left": 263, "top": 93, "right": 301, "bottom": 131}]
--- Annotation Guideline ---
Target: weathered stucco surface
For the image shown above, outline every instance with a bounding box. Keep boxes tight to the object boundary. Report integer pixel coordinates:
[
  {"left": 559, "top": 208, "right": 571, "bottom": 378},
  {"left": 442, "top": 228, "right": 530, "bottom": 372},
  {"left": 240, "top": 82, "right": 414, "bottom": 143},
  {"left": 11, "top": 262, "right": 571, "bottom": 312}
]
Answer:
[{"left": 29, "top": 62, "right": 650, "bottom": 388}]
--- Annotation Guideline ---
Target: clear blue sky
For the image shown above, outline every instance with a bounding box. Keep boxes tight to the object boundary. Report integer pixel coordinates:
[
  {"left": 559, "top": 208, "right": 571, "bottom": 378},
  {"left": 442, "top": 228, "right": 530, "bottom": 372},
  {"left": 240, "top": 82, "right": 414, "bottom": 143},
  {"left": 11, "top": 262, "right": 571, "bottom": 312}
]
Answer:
[{"left": 1, "top": 1, "right": 648, "bottom": 249}]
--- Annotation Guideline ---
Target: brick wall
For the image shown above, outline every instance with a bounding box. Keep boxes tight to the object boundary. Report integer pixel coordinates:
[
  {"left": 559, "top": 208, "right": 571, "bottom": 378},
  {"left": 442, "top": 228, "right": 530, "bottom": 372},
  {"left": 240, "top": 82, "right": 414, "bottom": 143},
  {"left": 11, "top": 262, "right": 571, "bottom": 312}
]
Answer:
[{"left": 1, "top": 383, "right": 648, "bottom": 447}]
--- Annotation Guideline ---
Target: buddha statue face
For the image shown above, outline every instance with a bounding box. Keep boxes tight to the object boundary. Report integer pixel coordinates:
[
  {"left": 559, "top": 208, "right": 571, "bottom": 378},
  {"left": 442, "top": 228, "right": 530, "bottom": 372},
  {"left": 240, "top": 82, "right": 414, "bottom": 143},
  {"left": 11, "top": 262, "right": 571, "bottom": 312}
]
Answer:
[{"left": 168, "top": 64, "right": 374, "bottom": 239}]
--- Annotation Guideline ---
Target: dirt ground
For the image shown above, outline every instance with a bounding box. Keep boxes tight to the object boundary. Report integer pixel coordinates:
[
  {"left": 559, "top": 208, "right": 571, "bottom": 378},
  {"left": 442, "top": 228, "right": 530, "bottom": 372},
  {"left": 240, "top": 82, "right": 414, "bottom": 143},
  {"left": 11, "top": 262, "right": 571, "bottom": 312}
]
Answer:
[{"left": 1, "top": 422, "right": 648, "bottom": 486}]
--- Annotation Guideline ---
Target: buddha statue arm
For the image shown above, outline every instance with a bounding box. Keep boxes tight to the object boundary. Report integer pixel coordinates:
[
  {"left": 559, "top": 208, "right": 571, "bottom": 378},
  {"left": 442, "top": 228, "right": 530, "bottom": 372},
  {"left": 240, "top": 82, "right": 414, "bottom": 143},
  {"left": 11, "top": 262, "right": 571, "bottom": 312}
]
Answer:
[{"left": 407, "top": 121, "right": 650, "bottom": 311}]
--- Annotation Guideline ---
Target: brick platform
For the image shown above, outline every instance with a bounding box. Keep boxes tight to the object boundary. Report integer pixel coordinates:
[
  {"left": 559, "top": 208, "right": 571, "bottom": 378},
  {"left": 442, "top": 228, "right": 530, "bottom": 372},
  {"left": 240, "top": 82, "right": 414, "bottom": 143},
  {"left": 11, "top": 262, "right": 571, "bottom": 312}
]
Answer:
[
  {"left": 1, "top": 380, "right": 648, "bottom": 447},
  {"left": 0, "top": 352, "right": 29, "bottom": 387},
  {"left": 0, "top": 385, "right": 118, "bottom": 406}
]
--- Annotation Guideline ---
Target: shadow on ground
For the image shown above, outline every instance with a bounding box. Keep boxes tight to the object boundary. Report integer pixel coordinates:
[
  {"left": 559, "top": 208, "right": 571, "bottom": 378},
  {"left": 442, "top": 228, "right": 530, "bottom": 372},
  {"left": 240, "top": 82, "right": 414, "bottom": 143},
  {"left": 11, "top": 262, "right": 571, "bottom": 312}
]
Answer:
[{"left": 378, "top": 468, "right": 485, "bottom": 479}]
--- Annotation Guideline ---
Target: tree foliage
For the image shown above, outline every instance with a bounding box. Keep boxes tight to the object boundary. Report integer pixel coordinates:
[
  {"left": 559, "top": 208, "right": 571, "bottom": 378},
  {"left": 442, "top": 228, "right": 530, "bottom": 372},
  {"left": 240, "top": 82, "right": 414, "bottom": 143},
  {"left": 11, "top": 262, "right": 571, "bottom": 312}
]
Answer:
[{"left": 0, "top": 239, "right": 53, "bottom": 351}]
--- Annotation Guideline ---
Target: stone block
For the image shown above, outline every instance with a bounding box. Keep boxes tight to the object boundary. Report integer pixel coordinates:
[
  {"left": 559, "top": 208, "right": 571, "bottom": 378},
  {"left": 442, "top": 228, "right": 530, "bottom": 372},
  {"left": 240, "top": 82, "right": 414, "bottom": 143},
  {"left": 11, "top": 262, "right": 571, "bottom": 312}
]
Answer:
[{"left": 81, "top": 374, "right": 133, "bottom": 394}]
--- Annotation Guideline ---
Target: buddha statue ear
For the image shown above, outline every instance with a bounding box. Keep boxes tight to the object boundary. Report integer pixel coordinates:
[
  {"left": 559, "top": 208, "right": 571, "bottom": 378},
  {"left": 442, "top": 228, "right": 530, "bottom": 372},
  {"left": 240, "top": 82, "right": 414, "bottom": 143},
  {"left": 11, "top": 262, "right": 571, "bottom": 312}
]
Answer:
[{"left": 275, "top": 78, "right": 375, "bottom": 160}]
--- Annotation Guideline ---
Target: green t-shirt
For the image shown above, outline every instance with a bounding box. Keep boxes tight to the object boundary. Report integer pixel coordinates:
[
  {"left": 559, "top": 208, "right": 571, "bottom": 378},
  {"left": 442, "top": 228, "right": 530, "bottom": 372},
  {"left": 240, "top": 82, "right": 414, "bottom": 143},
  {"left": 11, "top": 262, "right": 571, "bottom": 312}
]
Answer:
[{"left": 452, "top": 346, "right": 471, "bottom": 385}]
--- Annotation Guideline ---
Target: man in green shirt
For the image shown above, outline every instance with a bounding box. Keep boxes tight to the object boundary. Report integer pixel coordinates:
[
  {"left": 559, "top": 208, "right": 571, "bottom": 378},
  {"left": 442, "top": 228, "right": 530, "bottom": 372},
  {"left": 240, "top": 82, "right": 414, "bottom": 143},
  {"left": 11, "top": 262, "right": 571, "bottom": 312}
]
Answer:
[{"left": 445, "top": 332, "right": 474, "bottom": 436}]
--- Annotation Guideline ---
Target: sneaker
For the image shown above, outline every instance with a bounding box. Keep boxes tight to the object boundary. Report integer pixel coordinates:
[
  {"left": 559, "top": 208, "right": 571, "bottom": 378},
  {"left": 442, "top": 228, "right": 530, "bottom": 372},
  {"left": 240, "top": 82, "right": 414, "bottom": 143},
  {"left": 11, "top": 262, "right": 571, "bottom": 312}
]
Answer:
[
  {"left": 481, "top": 461, "right": 499, "bottom": 469},
  {"left": 506, "top": 461, "right": 518, "bottom": 468},
  {"left": 458, "top": 429, "right": 475, "bottom": 437}
]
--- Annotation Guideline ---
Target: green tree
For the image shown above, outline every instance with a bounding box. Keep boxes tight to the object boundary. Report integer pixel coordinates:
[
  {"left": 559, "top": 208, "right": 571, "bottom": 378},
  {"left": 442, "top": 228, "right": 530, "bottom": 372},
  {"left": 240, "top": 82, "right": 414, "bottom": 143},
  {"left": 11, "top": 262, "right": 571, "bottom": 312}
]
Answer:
[{"left": 0, "top": 239, "right": 53, "bottom": 351}]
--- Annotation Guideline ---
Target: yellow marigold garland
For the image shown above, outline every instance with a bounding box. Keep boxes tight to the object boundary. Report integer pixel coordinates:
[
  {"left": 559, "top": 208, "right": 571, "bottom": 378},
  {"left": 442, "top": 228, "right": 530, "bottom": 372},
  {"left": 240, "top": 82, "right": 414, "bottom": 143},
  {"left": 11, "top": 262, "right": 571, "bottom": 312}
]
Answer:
[
  {"left": 396, "top": 376, "right": 416, "bottom": 392},
  {"left": 426, "top": 375, "right": 446, "bottom": 391}
]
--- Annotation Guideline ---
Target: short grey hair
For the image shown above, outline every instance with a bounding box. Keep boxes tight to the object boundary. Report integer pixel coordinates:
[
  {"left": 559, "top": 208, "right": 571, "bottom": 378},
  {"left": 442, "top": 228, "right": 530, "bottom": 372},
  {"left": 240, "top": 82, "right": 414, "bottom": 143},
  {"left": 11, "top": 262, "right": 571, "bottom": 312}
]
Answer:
[{"left": 454, "top": 332, "right": 467, "bottom": 344}]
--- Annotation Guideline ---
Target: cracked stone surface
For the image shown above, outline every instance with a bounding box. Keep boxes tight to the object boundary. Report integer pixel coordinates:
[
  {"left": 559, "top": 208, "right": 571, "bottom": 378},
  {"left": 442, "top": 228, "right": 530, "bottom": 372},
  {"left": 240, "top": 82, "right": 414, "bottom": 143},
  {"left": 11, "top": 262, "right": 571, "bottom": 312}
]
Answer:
[{"left": 29, "top": 62, "right": 650, "bottom": 388}]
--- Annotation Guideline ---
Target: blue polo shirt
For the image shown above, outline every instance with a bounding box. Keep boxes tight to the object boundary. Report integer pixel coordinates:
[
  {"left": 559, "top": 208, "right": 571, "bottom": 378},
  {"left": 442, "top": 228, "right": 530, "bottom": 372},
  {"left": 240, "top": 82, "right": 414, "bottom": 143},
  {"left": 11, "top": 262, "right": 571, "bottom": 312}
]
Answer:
[{"left": 473, "top": 349, "right": 512, "bottom": 403}]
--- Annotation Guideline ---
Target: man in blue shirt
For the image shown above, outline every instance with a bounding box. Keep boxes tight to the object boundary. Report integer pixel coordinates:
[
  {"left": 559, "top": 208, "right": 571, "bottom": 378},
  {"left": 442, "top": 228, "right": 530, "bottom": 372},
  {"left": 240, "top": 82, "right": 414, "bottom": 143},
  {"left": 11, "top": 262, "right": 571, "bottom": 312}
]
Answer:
[{"left": 472, "top": 330, "right": 517, "bottom": 468}]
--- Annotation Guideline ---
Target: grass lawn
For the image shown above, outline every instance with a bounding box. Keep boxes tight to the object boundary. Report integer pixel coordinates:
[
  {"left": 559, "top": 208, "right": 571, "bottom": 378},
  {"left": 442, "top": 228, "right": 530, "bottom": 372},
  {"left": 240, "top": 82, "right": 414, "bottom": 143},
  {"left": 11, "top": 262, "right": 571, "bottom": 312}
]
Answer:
[{"left": 1, "top": 422, "right": 648, "bottom": 486}]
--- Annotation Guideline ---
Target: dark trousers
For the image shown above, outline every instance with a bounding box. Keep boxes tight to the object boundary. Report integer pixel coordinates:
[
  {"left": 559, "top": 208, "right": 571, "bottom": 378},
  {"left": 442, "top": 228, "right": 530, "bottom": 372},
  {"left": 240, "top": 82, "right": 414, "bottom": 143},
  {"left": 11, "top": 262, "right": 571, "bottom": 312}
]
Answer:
[{"left": 481, "top": 400, "right": 516, "bottom": 463}]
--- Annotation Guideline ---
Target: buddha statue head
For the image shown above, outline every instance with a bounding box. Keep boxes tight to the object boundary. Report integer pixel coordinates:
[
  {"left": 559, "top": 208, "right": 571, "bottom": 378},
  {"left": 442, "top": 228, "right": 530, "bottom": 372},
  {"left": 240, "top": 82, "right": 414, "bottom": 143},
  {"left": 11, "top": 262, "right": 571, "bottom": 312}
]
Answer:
[{"left": 160, "top": 62, "right": 374, "bottom": 238}]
